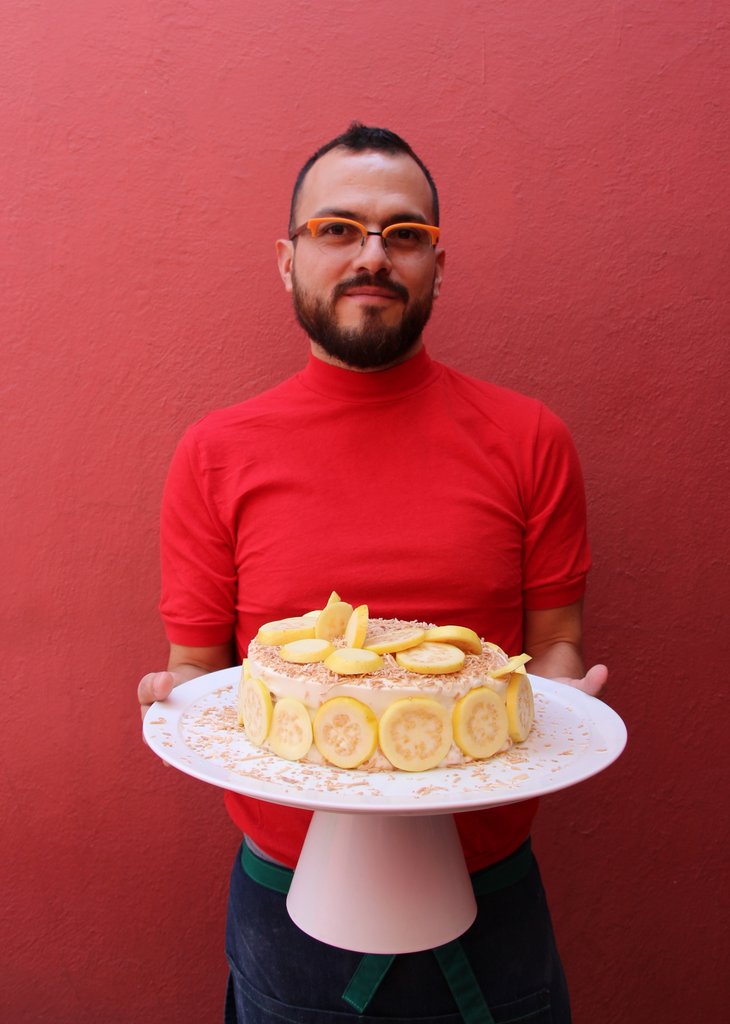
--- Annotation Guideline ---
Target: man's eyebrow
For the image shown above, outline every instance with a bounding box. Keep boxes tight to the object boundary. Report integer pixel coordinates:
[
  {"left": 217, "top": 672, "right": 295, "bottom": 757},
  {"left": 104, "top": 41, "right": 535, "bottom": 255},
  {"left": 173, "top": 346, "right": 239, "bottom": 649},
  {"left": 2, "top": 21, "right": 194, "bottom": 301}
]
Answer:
[
  {"left": 312, "top": 207, "right": 361, "bottom": 220},
  {"left": 312, "top": 208, "right": 432, "bottom": 226},
  {"left": 383, "top": 212, "right": 430, "bottom": 226}
]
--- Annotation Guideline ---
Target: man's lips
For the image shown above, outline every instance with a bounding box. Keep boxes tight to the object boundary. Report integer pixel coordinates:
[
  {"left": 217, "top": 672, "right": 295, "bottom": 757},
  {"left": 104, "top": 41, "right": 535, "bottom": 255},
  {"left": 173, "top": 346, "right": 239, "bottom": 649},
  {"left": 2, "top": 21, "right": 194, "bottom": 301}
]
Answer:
[
  {"left": 343, "top": 287, "right": 402, "bottom": 300},
  {"left": 333, "top": 277, "right": 409, "bottom": 303}
]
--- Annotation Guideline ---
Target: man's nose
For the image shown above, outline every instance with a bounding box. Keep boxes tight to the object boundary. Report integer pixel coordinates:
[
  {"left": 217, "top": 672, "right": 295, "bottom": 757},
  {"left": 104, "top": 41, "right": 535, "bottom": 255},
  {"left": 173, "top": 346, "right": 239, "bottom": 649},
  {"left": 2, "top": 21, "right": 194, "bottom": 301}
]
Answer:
[{"left": 353, "top": 233, "right": 392, "bottom": 274}]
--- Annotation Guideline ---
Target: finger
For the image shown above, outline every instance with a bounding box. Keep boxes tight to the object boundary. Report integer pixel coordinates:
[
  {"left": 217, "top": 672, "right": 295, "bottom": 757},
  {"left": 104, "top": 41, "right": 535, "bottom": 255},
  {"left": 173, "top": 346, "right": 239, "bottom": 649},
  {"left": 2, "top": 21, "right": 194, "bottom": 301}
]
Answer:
[
  {"left": 583, "top": 663, "right": 608, "bottom": 697},
  {"left": 138, "top": 674, "right": 173, "bottom": 766},
  {"left": 138, "top": 671, "right": 175, "bottom": 720}
]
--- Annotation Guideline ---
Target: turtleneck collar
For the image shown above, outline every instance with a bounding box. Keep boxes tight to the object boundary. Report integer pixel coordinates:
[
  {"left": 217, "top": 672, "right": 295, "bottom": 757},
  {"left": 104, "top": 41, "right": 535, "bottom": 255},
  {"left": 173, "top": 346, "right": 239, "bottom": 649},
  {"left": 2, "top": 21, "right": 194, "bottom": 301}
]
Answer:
[{"left": 297, "top": 345, "right": 441, "bottom": 403}]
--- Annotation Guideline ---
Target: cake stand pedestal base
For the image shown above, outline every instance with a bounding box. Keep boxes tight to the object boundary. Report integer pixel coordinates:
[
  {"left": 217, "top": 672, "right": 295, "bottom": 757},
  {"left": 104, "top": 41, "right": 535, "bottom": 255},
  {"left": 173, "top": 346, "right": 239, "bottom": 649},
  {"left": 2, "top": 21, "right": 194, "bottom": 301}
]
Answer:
[{"left": 286, "top": 809, "right": 476, "bottom": 954}]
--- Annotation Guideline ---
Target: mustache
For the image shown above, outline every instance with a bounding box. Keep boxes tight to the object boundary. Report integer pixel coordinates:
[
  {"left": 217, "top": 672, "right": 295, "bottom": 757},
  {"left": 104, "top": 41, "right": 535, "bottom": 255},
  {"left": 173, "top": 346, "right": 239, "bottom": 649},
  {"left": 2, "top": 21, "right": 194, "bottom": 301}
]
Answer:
[{"left": 332, "top": 274, "right": 410, "bottom": 304}]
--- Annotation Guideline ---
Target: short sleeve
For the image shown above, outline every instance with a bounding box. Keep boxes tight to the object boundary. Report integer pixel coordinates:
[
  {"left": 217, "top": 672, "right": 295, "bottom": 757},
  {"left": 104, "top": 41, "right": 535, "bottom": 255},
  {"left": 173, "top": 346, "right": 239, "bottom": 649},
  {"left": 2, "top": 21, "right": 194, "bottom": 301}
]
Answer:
[
  {"left": 521, "top": 406, "right": 592, "bottom": 610},
  {"left": 159, "top": 428, "right": 237, "bottom": 646}
]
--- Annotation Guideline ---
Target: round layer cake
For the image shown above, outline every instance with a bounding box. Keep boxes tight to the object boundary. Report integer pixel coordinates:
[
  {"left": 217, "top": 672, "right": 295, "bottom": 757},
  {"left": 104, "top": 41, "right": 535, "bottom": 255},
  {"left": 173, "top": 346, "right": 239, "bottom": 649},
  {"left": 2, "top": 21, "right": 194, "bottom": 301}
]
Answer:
[{"left": 237, "top": 597, "right": 534, "bottom": 772}]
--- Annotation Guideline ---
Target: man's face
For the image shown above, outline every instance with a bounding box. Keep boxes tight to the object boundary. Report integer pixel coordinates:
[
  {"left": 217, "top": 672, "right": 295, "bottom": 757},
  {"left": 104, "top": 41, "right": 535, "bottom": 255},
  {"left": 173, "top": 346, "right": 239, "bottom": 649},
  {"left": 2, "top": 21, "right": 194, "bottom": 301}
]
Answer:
[{"left": 276, "top": 148, "right": 445, "bottom": 370}]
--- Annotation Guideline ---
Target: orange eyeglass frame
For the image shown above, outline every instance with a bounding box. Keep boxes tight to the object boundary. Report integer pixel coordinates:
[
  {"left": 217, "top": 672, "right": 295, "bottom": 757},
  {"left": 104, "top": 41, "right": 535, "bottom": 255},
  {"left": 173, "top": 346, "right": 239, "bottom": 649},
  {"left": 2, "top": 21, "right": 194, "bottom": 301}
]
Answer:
[{"left": 291, "top": 217, "right": 440, "bottom": 247}]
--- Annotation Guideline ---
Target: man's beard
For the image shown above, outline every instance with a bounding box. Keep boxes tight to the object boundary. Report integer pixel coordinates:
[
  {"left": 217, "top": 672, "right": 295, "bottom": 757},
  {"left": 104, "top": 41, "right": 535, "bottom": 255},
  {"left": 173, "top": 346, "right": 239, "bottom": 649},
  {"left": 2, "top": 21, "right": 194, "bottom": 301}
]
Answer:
[{"left": 291, "top": 272, "right": 434, "bottom": 370}]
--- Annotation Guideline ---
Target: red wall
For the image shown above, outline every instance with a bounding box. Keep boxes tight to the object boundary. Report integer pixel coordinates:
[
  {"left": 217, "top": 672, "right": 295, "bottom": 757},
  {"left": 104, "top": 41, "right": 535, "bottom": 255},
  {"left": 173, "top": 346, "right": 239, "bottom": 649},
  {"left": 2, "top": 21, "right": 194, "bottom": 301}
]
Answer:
[{"left": 3, "top": 2, "right": 728, "bottom": 1021}]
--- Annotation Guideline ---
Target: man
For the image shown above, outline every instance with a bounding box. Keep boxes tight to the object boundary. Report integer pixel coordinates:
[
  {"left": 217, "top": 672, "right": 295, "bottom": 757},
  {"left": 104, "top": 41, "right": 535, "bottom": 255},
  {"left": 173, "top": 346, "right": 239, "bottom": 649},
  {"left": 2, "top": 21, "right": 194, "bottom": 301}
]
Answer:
[{"left": 139, "top": 123, "right": 607, "bottom": 1023}]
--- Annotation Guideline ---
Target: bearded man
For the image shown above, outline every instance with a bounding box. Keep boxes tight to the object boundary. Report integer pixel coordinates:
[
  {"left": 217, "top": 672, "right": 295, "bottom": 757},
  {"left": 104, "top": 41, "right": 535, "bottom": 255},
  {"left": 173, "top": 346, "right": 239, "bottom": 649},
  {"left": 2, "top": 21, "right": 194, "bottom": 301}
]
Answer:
[{"left": 139, "top": 122, "right": 607, "bottom": 1024}]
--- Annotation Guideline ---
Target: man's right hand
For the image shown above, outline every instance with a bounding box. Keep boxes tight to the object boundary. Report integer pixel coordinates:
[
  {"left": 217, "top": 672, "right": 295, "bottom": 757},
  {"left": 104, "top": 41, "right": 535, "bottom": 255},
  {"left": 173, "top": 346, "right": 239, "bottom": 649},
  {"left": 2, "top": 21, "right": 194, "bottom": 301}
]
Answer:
[
  {"left": 137, "top": 670, "right": 184, "bottom": 721},
  {"left": 137, "top": 643, "right": 236, "bottom": 721}
]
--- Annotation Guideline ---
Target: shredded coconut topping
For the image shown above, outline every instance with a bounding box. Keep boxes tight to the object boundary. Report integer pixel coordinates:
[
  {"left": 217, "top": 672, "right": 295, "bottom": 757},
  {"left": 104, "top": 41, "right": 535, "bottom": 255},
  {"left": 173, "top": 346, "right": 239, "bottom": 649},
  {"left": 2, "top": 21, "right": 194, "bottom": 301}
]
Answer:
[{"left": 249, "top": 617, "right": 508, "bottom": 694}]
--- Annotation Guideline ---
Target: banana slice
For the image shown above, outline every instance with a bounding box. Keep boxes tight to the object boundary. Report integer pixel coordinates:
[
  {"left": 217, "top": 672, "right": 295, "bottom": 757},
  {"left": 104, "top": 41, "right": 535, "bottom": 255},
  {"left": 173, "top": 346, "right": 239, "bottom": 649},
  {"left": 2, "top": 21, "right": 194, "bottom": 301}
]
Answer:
[
  {"left": 314, "top": 697, "right": 378, "bottom": 768},
  {"left": 324, "top": 647, "right": 384, "bottom": 675},
  {"left": 236, "top": 660, "right": 251, "bottom": 726},
  {"left": 424, "top": 625, "right": 482, "bottom": 655},
  {"left": 505, "top": 672, "right": 535, "bottom": 742},
  {"left": 379, "top": 698, "right": 453, "bottom": 771},
  {"left": 452, "top": 687, "right": 509, "bottom": 759},
  {"left": 395, "top": 641, "right": 465, "bottom": 675},
  {"left": 255, "top": 617, "right": 316, "bottom": 646},
  {"left": 315, "top": 601, "right": 354, "bottom": 640},
  {"left": 268, "top": 698, "right": 313, "bottom": 760},
  {"left": 241, "top": 677, "right": 273, "bottom": 746},
  {"left": 364, "top": 626, "right": 426, "bottom": 655},
  {"left": 280, "top": 638, "right": 335, "bottom": 664},
  {"left": 488, "top": 653, "right": 532, "bottom": 679},
  {"left": 344, "top": 604, "right": 369, "bottom": 648}
]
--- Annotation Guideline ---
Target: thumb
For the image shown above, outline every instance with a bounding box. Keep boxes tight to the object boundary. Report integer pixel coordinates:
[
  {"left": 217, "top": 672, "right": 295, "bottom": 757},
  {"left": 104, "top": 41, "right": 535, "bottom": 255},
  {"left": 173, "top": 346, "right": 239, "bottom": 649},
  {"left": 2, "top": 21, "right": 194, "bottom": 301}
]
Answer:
[
  {"left": 151, "top": 670, "right": 177, "bottom": 701},
  {"left": 583, "top": 664, "right": 608, "bottom": 697}
]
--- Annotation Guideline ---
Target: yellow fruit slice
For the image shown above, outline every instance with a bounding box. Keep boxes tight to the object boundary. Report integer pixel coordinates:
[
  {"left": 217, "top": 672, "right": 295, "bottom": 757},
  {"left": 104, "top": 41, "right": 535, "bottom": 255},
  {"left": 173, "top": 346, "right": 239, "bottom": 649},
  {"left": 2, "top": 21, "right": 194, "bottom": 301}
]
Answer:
[
  {"left": 326, "top": 590, "right": 342, "bottom": 606},
  {"left": 302, "top": 609, "right": 321, "bottom": 619},
  {"left": 241, "top": 677, "right": 273, "bottom": 746},
  {"left": 256, "top": 616, "right": 316, "bottom": 646},
  {"left": 314, "top": 697, "right": 378, "bottom": 768},
  {"left": 344, "top": 604, "right": 369, "bottom": 648},
  {"left": 379, "top": 698, "right": 453, "bottom": 771},
  {"left": 488, "top": 653, "right": 532, "bottom": 679},
  {"left": 424, "top": 625, "right": 482, "bottom": 655},
  {"left": 395, "top": 641, "right": 465, "bottom": 675},
  {"left": 505, "top": 672, "right": 535, "bottom": 742},
  {"left": 280, "top": 638, "right": 335, "bottom": 664},
  {"left": 236, "top": 660, "right": 251, "bottom": 726},
  {"left": 268, "top": 698, "right": 313, "bottom": 760},
  {"left": 324, "top": 647, "right": 384, "bottom": 675},
  {"left": 453, "top": 687, "right": 509, "bottom": 759},
  {"left": 364, "top": 625, "right": 426, "bottom": 655},
  {"left": 315, "top": 601, "right": 354, "bottom": 640}
]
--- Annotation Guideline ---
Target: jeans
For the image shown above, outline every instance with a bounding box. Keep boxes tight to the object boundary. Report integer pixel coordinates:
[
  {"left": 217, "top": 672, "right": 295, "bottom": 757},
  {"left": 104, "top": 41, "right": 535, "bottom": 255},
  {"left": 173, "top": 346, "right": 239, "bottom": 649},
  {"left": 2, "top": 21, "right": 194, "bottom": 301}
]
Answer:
[{"left": 225, "top": 842, "right": 571, "bottom": 1023}]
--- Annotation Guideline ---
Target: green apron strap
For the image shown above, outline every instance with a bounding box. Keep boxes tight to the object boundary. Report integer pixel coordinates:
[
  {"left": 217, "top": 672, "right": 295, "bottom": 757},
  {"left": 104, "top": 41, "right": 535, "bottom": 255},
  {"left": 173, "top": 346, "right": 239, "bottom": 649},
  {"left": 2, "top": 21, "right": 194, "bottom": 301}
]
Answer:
[
  {"left": 471, "top": 838, "right": 533, "bottom": 897},
  {"left": 433, "top": 940, "right": 496, "bottom": 1024},
  {"left": 341, "top": 954, "right": 397, "bottom": 1013},
  {"left": 241, "top": 842, "right": 293, "bottom": 895}
]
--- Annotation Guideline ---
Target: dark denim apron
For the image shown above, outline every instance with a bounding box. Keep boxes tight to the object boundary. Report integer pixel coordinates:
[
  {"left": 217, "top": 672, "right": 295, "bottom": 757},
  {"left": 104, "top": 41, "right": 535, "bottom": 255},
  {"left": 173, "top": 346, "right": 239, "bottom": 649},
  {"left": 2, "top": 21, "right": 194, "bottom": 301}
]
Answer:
[{"left": 225, "top": 837, "right": 571, "bottom": 1023}]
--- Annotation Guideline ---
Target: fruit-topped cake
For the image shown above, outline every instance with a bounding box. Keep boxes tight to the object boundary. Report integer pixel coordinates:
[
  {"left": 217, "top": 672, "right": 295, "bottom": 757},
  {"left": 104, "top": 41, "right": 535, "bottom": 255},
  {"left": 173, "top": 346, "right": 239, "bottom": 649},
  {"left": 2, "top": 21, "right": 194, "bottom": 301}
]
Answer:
[{"left": 237, "top": 592, "right": 535, "bottom": 772}]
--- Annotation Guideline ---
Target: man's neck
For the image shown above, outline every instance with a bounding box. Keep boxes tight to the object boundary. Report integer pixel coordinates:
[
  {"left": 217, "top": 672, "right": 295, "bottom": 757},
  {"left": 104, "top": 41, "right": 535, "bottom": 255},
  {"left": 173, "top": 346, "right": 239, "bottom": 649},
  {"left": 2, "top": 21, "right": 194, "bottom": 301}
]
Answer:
[{"left": 308, "top": 338, "right": 424, "bottom": 373}]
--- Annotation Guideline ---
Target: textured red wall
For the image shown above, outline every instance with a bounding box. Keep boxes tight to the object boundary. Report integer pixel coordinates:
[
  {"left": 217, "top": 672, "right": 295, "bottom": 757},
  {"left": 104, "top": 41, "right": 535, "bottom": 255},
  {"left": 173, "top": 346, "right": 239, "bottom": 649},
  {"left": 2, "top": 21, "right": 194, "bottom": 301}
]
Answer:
[{"left": 3, "top": 1, "right": 728, "bottom": 1021}]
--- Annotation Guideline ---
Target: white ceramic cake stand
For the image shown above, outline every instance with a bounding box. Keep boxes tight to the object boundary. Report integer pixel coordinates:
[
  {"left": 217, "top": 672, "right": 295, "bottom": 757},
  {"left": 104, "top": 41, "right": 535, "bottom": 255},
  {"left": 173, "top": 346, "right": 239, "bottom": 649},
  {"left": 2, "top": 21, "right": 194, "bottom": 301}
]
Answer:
[
  {"left": 287, "top": 806, "right": 476, "bottom": 952},
  {"left": 143, "top": 669, "right": 626, "bottom": 953}
]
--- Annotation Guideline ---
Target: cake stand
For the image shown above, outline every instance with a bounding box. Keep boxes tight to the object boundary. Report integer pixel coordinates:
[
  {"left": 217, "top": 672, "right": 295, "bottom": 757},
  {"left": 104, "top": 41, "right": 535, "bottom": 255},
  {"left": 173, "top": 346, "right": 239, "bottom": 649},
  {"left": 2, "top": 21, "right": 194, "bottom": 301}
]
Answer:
[{"left": 143, "top": 669, "right": 626, "bottom": 953}]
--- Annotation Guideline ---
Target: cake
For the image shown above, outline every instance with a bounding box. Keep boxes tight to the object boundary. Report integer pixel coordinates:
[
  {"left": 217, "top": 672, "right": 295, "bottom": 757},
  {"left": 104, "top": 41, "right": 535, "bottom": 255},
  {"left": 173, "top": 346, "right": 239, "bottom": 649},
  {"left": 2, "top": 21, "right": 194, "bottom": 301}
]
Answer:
[{"left": 237, "top": 592, "right": 535, "bottom": 772}]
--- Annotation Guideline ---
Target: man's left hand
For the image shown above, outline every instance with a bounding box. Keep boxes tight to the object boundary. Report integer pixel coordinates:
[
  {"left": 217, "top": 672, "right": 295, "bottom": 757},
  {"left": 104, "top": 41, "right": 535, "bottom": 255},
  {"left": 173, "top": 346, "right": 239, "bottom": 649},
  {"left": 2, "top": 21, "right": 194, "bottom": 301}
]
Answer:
[{"left": 553, "top": 663, "right": 608, "bottom": 698}]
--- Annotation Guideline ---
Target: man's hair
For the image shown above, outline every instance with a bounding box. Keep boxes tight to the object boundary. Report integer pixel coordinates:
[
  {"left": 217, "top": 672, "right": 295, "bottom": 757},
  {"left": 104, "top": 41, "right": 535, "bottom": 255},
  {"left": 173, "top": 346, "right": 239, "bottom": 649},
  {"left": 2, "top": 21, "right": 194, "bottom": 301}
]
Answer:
[{"left": 288, "top": 122, "right": 439, "bottom": 233}]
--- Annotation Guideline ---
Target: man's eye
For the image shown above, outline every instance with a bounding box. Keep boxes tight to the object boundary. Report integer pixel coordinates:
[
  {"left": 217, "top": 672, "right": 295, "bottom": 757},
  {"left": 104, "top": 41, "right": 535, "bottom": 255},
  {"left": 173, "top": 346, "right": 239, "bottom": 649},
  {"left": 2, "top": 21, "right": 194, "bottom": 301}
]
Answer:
[
  {"left": 387, "top": 226, "right": 431, "bottom": 246},
  {"left": 319, "top": 221, "right": 358, "bottom": 238}
]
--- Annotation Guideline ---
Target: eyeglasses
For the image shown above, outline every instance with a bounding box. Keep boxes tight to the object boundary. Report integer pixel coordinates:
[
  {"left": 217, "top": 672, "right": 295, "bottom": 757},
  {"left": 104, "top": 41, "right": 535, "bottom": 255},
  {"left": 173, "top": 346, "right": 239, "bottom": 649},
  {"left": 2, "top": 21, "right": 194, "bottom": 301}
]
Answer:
[{"left": 290, "top": 217, "right": 440, "bottom": 260}]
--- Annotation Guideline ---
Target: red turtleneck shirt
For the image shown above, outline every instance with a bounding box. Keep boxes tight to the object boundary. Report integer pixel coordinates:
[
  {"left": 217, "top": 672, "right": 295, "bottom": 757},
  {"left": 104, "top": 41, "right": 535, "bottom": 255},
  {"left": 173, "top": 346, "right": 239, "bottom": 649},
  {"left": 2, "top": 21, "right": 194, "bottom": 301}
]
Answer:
[{"left": 160, "top": 347, "right": 591, "bottom": 870}]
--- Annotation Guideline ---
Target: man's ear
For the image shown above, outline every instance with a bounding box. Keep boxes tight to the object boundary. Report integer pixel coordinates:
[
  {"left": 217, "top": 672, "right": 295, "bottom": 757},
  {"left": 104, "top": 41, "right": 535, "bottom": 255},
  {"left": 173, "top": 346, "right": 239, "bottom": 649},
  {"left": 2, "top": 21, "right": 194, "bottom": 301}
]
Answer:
[
  {"left": 432, "top": 247, "right": 445, "bottom": 298},
  {"left": 275, "top": 239, "right": 294, "bottom": 293}
]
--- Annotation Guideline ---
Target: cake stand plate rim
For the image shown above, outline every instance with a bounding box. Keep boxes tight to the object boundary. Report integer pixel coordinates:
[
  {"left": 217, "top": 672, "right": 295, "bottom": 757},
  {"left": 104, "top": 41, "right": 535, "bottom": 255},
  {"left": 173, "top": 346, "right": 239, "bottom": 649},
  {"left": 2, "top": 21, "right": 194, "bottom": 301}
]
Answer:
[{"left": 142, "top": 667, "right": 627, "bottom": 815}]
